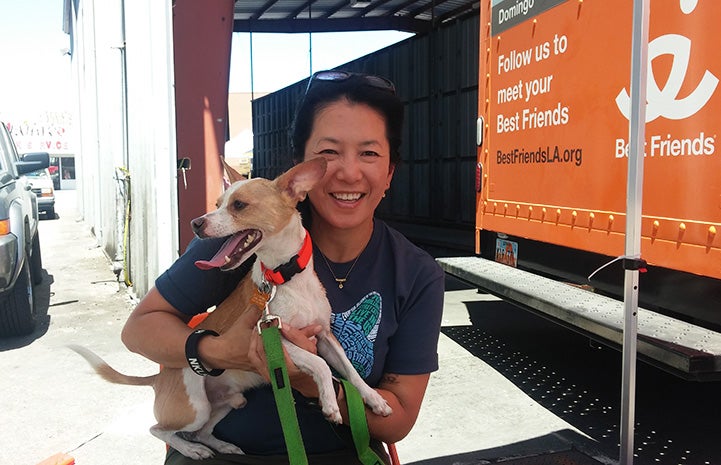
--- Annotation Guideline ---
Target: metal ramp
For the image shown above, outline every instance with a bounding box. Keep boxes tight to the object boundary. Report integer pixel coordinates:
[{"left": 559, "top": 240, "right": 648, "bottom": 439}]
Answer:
[{"left": 437, "top": 256, "right": 721, "bottom": 380}]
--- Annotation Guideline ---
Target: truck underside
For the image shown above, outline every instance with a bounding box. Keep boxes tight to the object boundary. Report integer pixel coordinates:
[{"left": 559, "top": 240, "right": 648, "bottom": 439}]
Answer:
[
  {"left": 438, "top": 252, "right": 721, "bottom": 382},
  {"left": 477, "top": 231, "right": 721, "bottom": 332}
]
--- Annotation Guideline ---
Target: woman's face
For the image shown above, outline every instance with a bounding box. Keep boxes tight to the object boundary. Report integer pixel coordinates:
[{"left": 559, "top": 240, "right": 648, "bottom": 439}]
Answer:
[{"left": 304, "top": 99, "right": 395, "bottom": 232}]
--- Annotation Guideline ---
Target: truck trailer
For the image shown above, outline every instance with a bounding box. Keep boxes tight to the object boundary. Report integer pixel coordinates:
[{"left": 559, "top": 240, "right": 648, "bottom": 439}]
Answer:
[{"left": 439, "top": 0, "right": 721, "bottom": 380}]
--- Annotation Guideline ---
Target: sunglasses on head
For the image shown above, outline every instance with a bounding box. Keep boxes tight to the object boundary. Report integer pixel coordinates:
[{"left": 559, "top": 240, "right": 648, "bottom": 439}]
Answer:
[{"left": 305, "top": 70, "right": 396, "bottom": 95}]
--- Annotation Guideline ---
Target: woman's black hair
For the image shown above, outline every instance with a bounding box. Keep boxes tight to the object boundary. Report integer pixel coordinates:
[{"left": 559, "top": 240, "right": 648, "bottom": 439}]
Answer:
[{"left": 290, "top": 72, "right": 404, "bottom": 166}]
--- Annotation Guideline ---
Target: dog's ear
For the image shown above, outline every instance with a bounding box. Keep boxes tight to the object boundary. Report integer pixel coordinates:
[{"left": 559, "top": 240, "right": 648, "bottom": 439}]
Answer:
[
  {"left": 277, "top": 157, "right": 328, "bottom": 203},
  {"left": 222, "top": 157, "right": 246, "bottom": 184}
]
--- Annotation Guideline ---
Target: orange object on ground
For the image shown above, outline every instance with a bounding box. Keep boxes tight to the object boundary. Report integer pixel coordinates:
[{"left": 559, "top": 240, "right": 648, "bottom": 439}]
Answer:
[{"left": 35, "top": 452, "right": 75, "bottom": 465}]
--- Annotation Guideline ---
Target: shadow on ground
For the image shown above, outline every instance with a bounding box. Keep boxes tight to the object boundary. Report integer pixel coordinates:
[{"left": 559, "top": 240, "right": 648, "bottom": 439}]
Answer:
[
  {"left": 442, "top": 291, "right": 721, "bottom": 465},
  {"left": 407, "top": 429, "right": 610, "bottom": 465}
]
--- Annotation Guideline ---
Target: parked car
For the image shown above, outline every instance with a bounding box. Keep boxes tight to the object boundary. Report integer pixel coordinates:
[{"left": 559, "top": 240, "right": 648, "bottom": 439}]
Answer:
[
  {"left": 0, "top": 122, "right": 49, "bottom": 337},
  {"left": 23, "top": 168, "right": 56, "bottom": 218}
]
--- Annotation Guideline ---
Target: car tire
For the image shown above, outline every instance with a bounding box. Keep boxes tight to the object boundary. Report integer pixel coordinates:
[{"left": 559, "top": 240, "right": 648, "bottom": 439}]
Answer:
[
  {"left": 30, "top": 232, "right": 43, "bottom": 285},
  {"left": 45, "top": 206, "right": 55, "bottom": 219},
  {"left": 0, "top": 259, "right": 36, "bottom": 337}
]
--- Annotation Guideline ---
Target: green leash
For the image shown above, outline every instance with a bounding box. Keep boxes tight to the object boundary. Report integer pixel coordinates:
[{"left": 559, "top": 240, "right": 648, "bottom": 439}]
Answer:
[
  {"left": 257, "top": 285, "right": 388, "bottom": 465},
  {"left": 261, "top": 323, "right": 309, "bottom": 465},
  {"left": 340, "top": 379, "right": 388, "bottom": 465}
]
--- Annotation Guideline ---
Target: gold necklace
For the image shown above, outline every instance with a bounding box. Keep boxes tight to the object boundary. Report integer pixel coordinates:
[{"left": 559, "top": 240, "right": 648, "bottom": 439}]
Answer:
[{"left": 318, "top": 247, "right": 365, "bottom": 289}]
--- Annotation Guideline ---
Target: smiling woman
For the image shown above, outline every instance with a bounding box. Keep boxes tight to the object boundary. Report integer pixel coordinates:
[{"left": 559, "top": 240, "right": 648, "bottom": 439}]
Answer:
[
  {"left": 121, "top": 70, "right": 446, "bottom": 465},
  {"left": 302, "top": 100, "right": 394, "bottom": 250}
]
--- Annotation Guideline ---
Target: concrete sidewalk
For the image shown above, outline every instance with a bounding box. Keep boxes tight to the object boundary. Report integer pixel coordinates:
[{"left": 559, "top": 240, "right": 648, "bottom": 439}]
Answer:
[
  {"left": 1, "top": 190, "right": 612, "bottom": 465},
  {"left": 2, "top": 190, "right": 162, "bottom": 465}
]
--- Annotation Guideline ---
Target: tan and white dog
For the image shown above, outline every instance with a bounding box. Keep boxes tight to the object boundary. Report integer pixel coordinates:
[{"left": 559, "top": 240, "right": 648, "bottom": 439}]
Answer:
[{"left": 70, "top": 157, "right": 391, "bottom": 459}]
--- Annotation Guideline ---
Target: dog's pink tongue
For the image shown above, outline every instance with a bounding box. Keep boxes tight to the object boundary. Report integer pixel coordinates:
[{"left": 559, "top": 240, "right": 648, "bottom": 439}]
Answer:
[{"left": 194, "top": 234, "right": 244, "bottom": 270}]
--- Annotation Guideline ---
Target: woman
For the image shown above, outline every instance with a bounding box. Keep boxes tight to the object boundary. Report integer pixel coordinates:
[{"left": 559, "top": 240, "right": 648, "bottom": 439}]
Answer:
[{"left": 121, "top": 70, "right": 445, "bottom": 464}]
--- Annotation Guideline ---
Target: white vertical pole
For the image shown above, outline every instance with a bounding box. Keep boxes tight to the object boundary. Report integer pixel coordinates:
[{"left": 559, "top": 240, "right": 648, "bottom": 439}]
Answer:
[
  {"left": 249, "top": 32, "right": 255, "bottom": 100},
  {"left": 620, "top": 1, "right": 650, "bottom": 464}
]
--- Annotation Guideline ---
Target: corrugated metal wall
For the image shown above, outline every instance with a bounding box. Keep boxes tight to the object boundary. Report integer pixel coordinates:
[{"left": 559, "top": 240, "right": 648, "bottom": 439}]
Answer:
[
  {"left": 252, "top": 15, "right": 479, "bottom": 254},
  {"left": 68, "top": 0, "right": 178, "bottom": 297}
]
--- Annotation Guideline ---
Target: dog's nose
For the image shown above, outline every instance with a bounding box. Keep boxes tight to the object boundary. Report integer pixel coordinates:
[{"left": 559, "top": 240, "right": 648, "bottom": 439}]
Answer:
[{"left": 191, "top": 217, "right": 205, "bottom": 235}]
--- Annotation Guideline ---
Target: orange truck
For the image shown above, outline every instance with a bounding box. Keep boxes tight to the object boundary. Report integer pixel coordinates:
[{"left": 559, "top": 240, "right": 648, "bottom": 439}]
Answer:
[{"left": 438, "top": 0, "right": 721, "bottom": 380}]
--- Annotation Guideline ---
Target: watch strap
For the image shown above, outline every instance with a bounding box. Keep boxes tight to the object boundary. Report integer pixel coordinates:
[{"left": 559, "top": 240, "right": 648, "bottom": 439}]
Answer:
[{"left": 185, "top": 328, "right": 224, "bottom": 377}]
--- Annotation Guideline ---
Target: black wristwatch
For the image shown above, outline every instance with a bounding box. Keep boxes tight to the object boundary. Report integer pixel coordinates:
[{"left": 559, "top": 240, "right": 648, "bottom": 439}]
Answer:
[{"left": 185, "top": 328, "right": 225, "bottom": 376}]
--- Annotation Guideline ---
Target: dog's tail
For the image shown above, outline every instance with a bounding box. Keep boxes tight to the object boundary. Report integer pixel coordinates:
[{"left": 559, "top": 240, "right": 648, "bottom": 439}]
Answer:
[{"left": 68, "top": 344, "right": 158, "bottom": 386}]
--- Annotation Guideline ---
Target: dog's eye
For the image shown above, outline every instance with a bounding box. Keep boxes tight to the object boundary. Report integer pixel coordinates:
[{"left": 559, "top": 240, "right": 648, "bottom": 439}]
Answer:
[{"left": 233, "top": 200, "right": 247, "bottom": 211}]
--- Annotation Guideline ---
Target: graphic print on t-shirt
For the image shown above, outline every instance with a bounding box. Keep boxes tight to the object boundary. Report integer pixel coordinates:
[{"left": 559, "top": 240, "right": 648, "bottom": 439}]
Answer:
[{"left": 330, "top": 291, "right": 381, "bottom": 378}]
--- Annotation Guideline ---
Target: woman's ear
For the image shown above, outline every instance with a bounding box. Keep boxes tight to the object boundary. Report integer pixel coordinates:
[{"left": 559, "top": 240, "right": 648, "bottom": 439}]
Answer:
[{"left": 385, "top": 163, "right": 396, "bottom": 189}]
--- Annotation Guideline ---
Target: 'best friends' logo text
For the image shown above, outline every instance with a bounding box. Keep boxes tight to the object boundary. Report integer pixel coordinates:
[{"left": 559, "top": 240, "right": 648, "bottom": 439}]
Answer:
[{"left": 615, "top": 0, "right": 718, "bottom": 122}]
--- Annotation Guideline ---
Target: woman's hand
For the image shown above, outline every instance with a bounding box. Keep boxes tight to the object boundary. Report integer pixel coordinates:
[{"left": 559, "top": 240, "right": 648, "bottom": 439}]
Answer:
[
  {"left": 248, "top": 322, "right": 323, "bottom": 398},
  {"left": 281, "top": 323, "right": 322, "bottom": 354},
  {"left": 199, "top": 307, "right": 264, "bottom": 371}
]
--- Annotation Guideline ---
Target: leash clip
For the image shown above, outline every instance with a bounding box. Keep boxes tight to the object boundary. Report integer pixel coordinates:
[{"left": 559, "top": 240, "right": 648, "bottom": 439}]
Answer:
[{"left": 256, "top": 283, "right": 281, "bottom": 334}]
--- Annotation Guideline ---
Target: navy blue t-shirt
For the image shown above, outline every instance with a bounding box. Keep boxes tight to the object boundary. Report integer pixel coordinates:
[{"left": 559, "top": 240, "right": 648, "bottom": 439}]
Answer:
[{"left": 155, "top": 219, "right": 445, "bottom": 455}]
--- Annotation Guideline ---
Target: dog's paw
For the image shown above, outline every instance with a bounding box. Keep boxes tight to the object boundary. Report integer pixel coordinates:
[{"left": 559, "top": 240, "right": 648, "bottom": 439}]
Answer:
[
  {"left": 213, "top": 442, "right": 245, "bottom": 455},
  {"left": 322, "top": 405, "right": 343, "bottom": 424},
  {"left": 194, "top": 433, "right": 246, "bottom": 455},
  {"left": 176, "top": 442, "right": 216, "bottom": 460},
  {"left": 365, "top": 393, "right": 393, "bottom": 417}
]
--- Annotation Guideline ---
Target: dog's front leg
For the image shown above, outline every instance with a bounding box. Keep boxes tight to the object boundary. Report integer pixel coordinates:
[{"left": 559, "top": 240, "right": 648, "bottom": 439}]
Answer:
[
  {"left": 316, "top": 333, "right": 392, "bottom": 417},
  {"left": 282, "top": 340, "right": 343, "bottom": 424}
]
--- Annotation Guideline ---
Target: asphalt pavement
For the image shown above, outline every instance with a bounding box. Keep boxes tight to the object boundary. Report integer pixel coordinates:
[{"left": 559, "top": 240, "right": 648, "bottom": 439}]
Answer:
[{"left": 1, "top": 190, "right": 614, "bottom": 465}]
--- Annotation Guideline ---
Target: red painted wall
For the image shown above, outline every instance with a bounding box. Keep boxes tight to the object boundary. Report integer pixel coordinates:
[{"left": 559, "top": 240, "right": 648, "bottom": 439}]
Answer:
[{"left": 173, "top": 0, "right": 234, "bottom": 252}]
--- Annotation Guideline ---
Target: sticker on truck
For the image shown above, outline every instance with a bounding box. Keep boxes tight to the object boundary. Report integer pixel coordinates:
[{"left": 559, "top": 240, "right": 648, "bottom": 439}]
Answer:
[{"left": 495, "top": 238, "right": 518, "bottom": 267}]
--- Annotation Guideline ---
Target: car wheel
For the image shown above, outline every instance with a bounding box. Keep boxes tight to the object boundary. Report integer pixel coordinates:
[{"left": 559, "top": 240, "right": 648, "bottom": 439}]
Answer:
[
  {"left": 0, "top": 259, "right": 36, "bottom": 337},
  {"left": 45, "top": 206, "right": 56, "bottom": 219},
  {"left": 30, "top": 232, "right": 43, "bottom": 285}
]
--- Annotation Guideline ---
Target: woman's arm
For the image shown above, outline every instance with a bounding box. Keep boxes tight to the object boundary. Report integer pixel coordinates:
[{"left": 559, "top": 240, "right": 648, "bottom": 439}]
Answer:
[
  {"left": 121, "top": 287, "right": 194, "bottom": 368},
  {"left": 340, "top": 372, "right": 430, "bottom": 445},
  {"left": 121, "top": 286, "right": 261, "bottom": 371},
  {"left": 248, "top": 324, "right": 429, "bottom": 444}
]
